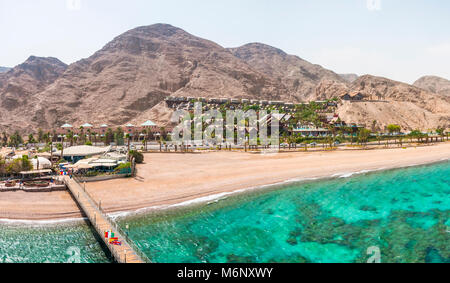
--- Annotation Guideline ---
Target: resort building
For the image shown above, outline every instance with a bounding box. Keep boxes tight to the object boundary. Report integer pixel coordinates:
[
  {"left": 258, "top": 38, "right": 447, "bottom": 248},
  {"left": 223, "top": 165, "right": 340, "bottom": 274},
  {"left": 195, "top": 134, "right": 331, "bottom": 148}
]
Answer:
[
  {"left": 98, "top": 124, "right": 109, "bottom": 136},
  {"left": 125, "top": 123, "right": 135, "bottom": 135},
  {"left": 141, "top": 120, "right": 158, "bottom": 130},
  {"left": 341, "top": 93, "right": 365, "bottom": 102},
  {"left": 55, "top": 145, "right": 111, "bottom": 163},
  {"left": 292, "top": 125, "right": 331, "bottom": 137},
  {"left": 81, "top": 123, "right": 93, "bottom": 129}
]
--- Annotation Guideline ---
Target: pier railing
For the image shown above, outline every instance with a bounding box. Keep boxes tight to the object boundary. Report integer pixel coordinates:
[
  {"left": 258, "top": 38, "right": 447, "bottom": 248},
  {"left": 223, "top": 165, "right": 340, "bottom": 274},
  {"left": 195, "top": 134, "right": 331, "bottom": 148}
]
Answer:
[{"left": 73, "top": 177, "right": 151, "bottom": 263}]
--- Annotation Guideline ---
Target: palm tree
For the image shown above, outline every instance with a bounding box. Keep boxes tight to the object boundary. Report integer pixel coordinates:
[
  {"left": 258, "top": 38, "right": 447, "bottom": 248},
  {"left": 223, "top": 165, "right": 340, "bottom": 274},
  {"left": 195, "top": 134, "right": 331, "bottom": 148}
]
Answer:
[
  {"left": 1, "top": 132, "right": 8, "bottom": 147},
  {"left": 66, "top": 131, "right": 74, "bottom": 146},
  {"left": 159, "top": 134, "right": 165, "bottom": 152},
  {"left": 91, "top": 132, "right": 98, "bottom": 146},
  {"left": 49, "top": 133, "right": 54, "bottom": 166},
  {"left": 358, "top": 128, "right": 371, "bottom": 147},
  {"left": 371, "top": 120, "right": 378, "bottom": 132},
  {"left": 125, "top": 133, "right": 131, "bottom": 152},
  {"left": 142, "top": 138, "right": 147, "bottom": 152},
  {"left": 436, "top": 128, "right": 445, "bottom": 142},
  {"left": 37, "top": 128, "right": 44, "bottom": 144},
  {"left": 79, "top": 126, "right": 85, "bottom": 144},
  {"left": 387, "top": 124, "right": 401, "bottom": 145},
  {"left": 61, "top": 135, "right": 65, "bottom": 162},
  {"left": 87, "top": 129, "right": 92, "bottom": 143},
  {"left": 141, "top": 129, "right": 148, "bottom": 151}
]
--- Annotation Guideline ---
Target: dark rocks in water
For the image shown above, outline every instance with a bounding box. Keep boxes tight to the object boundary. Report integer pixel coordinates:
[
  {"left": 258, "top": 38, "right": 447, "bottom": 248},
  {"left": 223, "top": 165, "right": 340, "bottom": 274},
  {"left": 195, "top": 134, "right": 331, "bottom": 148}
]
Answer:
[
  {"left": 360, "top": 205, "right": 377, "bottom": 212},
  {"left": 286, "top": 237, "right": 298, "bottom": 246},
  {"left": 193, "top": 236, "right": 219, "bottom": 260},
  {"left": 289, "top": 228, "right": 303, "bottom": 238},
  {"left": 268, "top": 254, "right": 309, "bottom": 263},
  {"left": 226, "top": 254, "right": 256, "bottom": 263},
  {"left": 405, "top": 240, "right": 416, "bottom": 249},
  {"left": 329, "top": 217, "right": 346, "bottom": 227},
  {"left": 425, "top": 247, "right": 449, "bottom": 263}
]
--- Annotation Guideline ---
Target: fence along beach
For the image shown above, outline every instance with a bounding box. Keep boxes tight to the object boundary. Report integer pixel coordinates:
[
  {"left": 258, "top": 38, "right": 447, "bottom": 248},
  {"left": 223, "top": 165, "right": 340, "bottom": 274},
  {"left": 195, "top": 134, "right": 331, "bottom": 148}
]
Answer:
[{"left": 63, "top": 176, "right": 149, "bottom": 263}]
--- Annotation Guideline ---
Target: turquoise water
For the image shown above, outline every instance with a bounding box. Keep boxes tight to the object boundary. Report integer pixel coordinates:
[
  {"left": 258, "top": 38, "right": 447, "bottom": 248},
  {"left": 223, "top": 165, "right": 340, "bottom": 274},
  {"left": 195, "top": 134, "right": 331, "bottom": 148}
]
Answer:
[
  {"left": 1, "top": 161, "right": 449, "bottom": 263},
  {"left": 119, "top": 161, "right": 450, "bottom": 263},
  {"left": 0, "top": 222, "right": 111, "bottom": 263}
]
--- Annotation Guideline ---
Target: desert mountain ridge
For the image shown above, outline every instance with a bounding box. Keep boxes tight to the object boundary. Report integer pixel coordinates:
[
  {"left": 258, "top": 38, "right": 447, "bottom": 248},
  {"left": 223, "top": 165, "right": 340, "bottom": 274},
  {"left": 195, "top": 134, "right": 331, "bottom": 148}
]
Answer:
[
  {"left": 413, "top": 75, "right": 450, "bottom": 97},
  {"left": 228, "top": 42, "right": 346, "bottom": 101},
  {"left": 339, "top": 73, "right": 359, "bottom": 83},
  {"left": 0, "top": 23, "right": 449, "bottom": 134},
  {"left": 0, "top": 67, "right": 11, "bottom": 73},
  {"left": 317, "top": 75, "right": 450, "bottom": 131}
]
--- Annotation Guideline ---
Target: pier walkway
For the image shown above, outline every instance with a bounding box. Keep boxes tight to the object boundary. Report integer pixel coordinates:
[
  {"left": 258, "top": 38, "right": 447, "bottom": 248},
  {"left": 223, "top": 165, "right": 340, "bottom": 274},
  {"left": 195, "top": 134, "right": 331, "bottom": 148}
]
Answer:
[{"left": 63, "top": 176, "right": 149, "bottom": 263}]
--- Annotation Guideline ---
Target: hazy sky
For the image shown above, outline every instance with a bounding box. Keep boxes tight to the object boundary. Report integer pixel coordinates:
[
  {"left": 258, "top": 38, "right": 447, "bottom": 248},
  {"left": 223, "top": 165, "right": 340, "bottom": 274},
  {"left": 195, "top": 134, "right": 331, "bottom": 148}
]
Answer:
[{"left": 1, "top": 0, "right": 450, "bottom": 84}]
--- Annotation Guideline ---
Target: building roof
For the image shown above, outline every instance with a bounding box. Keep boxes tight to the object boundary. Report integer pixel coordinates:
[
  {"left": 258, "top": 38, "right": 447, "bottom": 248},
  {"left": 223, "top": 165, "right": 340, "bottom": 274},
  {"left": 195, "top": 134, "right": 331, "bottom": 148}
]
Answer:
[
  {"left": 57, "top": 145, "right": 111, "bottom": 157},
  {"left": 20, "top": 169, "right": 52, "bottom": 175},
  {"left": 61, "top": 124, "right": 73, "bottom": 128},
  {"left": 100, "top": 124, "right": 109, "bottom": 128},
  {"left": 141, "top": 120, "right": 157, "bottom": 127},
  {"left": 125, "top": 123, "right": 135, "bottom": 127},
  {"left": 81, "top": 123, "right": 93, "bottom": 128}
]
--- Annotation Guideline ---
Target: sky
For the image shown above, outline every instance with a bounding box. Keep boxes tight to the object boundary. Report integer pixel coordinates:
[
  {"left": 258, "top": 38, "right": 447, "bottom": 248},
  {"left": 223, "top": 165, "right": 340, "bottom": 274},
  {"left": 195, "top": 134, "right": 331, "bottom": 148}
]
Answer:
[{"left": 1, "top": 0, "right": 450, "bottom": 84}]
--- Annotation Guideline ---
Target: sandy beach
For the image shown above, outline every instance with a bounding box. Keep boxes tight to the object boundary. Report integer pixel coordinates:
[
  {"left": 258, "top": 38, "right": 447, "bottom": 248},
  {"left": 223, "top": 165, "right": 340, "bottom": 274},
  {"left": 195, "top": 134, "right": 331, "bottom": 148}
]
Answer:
[{"left": 1, "top": 142, "right": 450, "bottom": 221}]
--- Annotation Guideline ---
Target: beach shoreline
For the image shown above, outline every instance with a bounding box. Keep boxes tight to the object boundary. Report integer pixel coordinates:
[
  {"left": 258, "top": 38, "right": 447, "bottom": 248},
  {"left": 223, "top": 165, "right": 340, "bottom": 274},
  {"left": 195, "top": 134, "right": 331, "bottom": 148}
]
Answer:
[{"left": 1, "top": 142, "right": 450, "bottom": 223}]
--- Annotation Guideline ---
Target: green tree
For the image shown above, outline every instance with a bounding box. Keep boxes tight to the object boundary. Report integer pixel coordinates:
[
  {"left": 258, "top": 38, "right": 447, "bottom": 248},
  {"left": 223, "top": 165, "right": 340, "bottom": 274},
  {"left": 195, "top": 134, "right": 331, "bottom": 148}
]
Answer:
[
  {"left": 436, "top": 128, "right": 445, "bottom": 142},
  {"left": 8, "top": 131, "right": 23, "bottom": 147},
  {"left": 37, "top": 128, "right": 44, "bottom": 143},
  {"left": 105, "top": 128, "right": 114, "bottom": 145},
  {"left": 129, "top": 150, "right": 144, "bottom": 164},
  {"left": 27, "top": 134, "right": 36, "bottom": 144},
  {"left": 358, "top": 128, "right": 371, "bottom": 146},
  {"left": 114, "top": 128, "right": 124, "bottom": 145},
  {"left": 0, "top": 156, "right": 6, "bottom": 176}
]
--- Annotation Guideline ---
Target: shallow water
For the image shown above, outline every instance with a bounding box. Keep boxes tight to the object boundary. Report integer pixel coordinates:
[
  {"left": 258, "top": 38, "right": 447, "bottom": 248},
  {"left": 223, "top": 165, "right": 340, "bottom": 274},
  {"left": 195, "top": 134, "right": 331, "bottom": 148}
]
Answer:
[
  {"left": 1, "top": 161, "right": 449, "bottom": 263},
  {"left": 0, "top": 221, "right": 111, "bottom": 263},
  {"left": 119, "top": 161, "right": 450, "bottom": 263}
]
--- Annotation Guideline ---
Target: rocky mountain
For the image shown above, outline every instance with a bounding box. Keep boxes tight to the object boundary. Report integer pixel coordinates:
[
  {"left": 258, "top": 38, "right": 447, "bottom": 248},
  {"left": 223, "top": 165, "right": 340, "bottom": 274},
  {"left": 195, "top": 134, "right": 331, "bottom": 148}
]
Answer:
[
  {"left": 10, "top": 24, "right": 300, "bottom": 132},
  {"left": 0, "top": 24, "right": 449, "bottom": 133},
  {"left": 317, "top": 75, "right": 450, "bottom": 131},
  {"left": 0, "top": 67, "right": 11, "bottom": 73},
  {"left": 339, "top": 73, "right": 359, "bottom": 83},
  {"left": 0, "top": 56, "right": 67, "bottom": 132},
  {"left": 228, "top": 43, "right": 346, "bottom": 101},
  {"left": 413, "top": 75, "right": 450, "bottom": 97}
]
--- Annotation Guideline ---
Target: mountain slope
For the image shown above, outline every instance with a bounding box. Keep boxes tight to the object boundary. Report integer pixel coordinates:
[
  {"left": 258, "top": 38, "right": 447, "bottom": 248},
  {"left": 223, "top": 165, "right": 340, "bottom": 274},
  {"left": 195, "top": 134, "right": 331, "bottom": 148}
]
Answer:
[
  {"left": 0, "top": 24, "right": 448, "bottom": 133},
  {"left": 316, "top": 75, "right": 450, "bottom": 131},
  {"left": 19, "top": 24, "right": 295, "bottom": 131},
  {"left": 413, "top": 75, "right": 450, "bottom": 97},
  {"left": 0, "top": 56, "right": 67, "bottom": 132},
  {"left": 228, "top": 43, "right": 346, "bottom": 101},
  {"left": 339, "top": 73, "right": 359, "bottom": 83},
  {"left": 0, "top": 67, "right": 11, "bottom": 73}
]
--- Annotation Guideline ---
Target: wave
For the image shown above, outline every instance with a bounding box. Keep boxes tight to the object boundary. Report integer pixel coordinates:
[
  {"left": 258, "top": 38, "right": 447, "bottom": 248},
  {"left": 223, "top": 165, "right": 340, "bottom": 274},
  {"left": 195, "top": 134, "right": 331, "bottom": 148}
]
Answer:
[
  {"left": 5, "top": 157, "right": 450, "bottom": 223},
  {"left": 0, "top": 217, "right": 87, "bottom": 226}
]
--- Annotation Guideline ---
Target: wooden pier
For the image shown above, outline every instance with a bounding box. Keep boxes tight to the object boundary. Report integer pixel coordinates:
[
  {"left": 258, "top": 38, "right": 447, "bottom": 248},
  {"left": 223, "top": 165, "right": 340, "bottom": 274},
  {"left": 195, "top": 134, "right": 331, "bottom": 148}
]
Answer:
[{"left": 63, "top": 176, "right": 149, "bottom": 263}]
